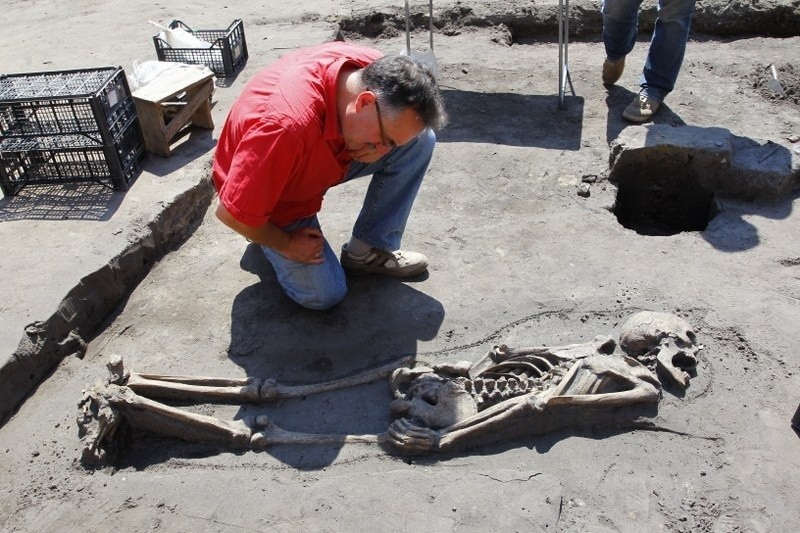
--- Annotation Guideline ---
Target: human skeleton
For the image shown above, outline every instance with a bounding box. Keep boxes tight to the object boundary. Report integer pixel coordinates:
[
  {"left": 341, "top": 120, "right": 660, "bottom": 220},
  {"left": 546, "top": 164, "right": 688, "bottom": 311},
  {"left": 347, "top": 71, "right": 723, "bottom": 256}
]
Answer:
[{"left": 78, "top": 311, "right": 701, "bottom": 464}]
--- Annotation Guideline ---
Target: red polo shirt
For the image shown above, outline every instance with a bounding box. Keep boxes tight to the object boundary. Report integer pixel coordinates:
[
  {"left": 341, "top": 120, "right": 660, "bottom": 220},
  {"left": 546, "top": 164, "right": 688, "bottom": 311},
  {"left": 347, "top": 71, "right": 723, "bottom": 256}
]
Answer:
[{"left": 212, "top": 42, "right": 384, "bottom": 228}]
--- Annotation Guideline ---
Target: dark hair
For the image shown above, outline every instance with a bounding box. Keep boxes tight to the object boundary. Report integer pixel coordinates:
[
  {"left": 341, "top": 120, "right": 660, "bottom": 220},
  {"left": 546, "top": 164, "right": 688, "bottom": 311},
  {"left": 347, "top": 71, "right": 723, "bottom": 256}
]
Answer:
[{"left": 361, "top": 54, "right": 447, "bottom": 131}]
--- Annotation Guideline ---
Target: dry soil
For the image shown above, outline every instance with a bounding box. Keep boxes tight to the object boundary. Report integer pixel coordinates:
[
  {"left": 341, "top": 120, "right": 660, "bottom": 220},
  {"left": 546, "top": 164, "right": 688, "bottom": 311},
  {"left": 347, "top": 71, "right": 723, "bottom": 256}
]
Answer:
[{"left": 1, "top": 1, "right": 799, "bottom": 532}]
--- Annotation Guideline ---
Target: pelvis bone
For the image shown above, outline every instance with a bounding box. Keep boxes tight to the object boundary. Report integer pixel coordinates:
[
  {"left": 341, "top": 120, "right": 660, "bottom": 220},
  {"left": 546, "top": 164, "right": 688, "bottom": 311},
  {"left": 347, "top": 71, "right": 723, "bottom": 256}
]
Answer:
[{"left": 77, "top": 312, "right": 700, "bottom": 464}]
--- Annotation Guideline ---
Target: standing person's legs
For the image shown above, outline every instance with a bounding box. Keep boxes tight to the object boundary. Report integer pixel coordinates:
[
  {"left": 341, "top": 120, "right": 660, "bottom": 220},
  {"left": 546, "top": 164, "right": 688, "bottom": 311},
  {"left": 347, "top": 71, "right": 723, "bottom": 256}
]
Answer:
[
  {"left": 601, "top": 0, "right": 645, "bottom": 85},
  {"left": 602, "top": 0, "right": 645, "bottom": 61},
  {"left": 260, "top": 216, "right": 348, "bottom": 310},
  {"left": 640, "top": 0, "right": 696, "bottom": 101}
]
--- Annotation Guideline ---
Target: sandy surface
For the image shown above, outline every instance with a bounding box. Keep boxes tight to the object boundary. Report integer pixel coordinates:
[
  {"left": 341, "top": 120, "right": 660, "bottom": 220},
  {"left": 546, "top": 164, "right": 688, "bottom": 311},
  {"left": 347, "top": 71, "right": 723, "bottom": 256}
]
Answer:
[{"left": 1, "top": 1, "right": 800, "bottom": 531}]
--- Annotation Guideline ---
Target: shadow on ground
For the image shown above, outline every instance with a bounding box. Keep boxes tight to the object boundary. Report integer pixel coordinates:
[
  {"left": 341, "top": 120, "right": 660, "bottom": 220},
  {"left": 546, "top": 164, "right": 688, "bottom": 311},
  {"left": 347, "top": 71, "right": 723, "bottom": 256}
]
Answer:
[
  {"left": 221, "top": 243, "right": 445, "bottom": 467},
  {"left": 116, "top": 239, "right": 447, "bottom": 469},
  {"left": 0, "top": 182, "right": 124, "bottom": 222},
  {"left": 703, "top": 192, "right": 797, "bottom": 252},
  {"left": 438, "top": 89, "right": 584, "bottom": 149}
]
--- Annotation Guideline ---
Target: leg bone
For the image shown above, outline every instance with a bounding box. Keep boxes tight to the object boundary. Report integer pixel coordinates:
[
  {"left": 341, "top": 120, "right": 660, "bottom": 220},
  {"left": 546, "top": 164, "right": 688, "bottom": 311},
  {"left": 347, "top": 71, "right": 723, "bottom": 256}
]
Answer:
[{"left": 123, "top": 355, "right": 413, "bottom": 403}]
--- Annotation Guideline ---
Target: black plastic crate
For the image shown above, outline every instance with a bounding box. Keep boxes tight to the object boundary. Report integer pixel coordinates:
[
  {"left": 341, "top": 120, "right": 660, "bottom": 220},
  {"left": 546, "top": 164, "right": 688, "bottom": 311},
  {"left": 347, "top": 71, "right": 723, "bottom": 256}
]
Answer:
[
  {"left": 0, "top": 66, "right": 145, "bottom": 195},
  {"left": 153, "top": 19, "right": 248, "bottom": 78},
  {"left": 0, "top": 117, "right": 145, "bottom": 195},
  {"left": 0, "top": 67, "right": 133, "bottom": 140}
]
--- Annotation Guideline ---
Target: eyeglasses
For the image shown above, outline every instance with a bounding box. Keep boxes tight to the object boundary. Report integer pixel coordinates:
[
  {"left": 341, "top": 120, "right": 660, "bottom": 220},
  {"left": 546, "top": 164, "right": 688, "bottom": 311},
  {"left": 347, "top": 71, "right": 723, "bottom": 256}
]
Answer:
[{"left": 372, "top": 97, "right": 395, "bottom": 150}]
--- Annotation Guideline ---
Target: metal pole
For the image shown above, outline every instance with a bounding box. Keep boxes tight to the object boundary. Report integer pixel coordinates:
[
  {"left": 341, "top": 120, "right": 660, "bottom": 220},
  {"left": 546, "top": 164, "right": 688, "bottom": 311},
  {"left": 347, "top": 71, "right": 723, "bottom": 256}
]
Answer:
[
  {"left": 558, "top": 0, "right": 574, "bottom": 108},
  {"left": 429, "top": 0, "right": 434, "bottom": 52},
  {"left": 405, "top": 0, "right": 412, "bottom": 55},
  {"left": 558, "top": 0, "right": 565, "bottom": 107}
]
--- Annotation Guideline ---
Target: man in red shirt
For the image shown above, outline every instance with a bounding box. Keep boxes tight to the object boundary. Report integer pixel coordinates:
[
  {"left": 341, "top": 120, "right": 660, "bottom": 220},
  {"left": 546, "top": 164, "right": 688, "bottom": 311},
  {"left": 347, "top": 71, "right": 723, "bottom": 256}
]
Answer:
[{"left": 213, "top": 42, "right": 446, "bottom": 310}]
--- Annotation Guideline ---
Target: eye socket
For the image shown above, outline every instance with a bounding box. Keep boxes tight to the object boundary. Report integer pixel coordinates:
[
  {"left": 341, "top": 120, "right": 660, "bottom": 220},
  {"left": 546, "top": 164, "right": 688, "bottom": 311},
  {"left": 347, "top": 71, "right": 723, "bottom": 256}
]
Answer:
[
  {"left": 421, "top": 391, "right": 438, "bottom": 405},
  {"left": 672, "top": 351, "right": 698, "bottom": 370}
]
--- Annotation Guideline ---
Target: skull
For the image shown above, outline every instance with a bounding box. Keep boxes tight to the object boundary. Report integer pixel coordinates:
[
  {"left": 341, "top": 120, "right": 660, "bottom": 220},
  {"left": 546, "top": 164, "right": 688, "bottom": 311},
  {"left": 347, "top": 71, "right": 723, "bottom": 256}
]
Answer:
[
  {"left": 389, "top": 370, "right": 478, "bottom": 429},
  {"left": 619, "top": 311, "right": 697, "bottom": 353},
  {"left": 619, "top": 311, "right": 700, "bottom": 389}
]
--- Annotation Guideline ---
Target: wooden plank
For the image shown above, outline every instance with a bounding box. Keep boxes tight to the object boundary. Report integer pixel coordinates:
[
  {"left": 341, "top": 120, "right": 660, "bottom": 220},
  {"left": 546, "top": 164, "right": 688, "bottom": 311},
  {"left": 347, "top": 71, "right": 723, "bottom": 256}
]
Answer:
[
  {"left": 133, "top": 98, "right": 171, "bottom": 156},
  {"left": 162, "top": 80, "right": 214, "bottom": 142},
  {"left": 132, "top": 68, "right": 214, "bottom": 103},
  {"left": 132, "top": 76, "right": 214, "bottom": 157}
]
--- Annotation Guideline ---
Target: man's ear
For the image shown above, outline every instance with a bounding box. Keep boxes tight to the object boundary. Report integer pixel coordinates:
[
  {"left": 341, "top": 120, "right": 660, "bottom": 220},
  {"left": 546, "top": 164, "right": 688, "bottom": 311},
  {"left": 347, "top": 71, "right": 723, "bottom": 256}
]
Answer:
[{"left": 354, "top": 90, "right": 377, "bottom": 113}]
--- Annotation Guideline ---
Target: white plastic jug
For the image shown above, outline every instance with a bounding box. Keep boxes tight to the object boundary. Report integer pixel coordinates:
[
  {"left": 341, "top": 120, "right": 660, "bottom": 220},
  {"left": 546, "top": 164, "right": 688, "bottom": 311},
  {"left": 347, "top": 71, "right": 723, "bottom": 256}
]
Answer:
[{"left": 149, "top": 21, "right": 211, "bottom": 49}]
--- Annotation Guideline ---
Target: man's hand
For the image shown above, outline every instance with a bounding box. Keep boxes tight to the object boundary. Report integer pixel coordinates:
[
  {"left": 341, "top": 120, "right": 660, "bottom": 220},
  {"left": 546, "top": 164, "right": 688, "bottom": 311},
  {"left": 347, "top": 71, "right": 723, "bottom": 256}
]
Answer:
[
  {"left": 282, "top": 227, "right": 325, "bottom": 264},
  {"left": 215, "top": 202, "right": 325, "bottom": 265}
]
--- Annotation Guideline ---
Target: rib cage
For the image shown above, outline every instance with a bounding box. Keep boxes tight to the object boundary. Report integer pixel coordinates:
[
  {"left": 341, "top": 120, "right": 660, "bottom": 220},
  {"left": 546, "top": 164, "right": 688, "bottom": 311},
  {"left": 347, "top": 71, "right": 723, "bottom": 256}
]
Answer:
[{"left": 455, "top": 347, "right": 575, "bottom": 411}]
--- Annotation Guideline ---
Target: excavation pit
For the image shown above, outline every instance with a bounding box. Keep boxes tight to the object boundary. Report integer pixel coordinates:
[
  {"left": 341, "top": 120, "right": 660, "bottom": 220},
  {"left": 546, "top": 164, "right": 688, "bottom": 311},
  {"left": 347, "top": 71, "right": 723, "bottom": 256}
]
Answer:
[
  {"left": 611, "top": 161, "right": 718, "bottom": 236},
  {"left": 608, "top": 125, "right": 799, "bottom": 236}
]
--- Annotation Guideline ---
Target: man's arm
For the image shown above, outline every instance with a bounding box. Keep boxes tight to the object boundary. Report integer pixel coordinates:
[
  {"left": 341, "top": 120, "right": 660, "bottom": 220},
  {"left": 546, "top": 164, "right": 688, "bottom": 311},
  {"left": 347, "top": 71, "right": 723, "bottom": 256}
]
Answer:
[{"left": 215, "top": 202, "right": 325, "bottom": 264}]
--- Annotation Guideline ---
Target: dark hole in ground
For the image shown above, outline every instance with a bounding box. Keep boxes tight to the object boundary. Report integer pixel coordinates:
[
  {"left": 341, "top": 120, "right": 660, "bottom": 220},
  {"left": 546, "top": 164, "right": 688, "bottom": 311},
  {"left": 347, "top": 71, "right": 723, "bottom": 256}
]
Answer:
[{"left": 612, "top": 167, "right": 718, "bottom": 236}]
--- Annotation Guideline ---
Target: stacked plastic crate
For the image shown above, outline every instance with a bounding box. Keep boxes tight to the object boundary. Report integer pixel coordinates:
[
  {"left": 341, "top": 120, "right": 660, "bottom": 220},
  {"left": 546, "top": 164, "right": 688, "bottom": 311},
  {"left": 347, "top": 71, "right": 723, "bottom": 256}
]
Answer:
[
  {"left": 153, "top": 19, "right": 248, "bottom": 78},
  {"left": 0, "top": 66, "right": 146, "bottom": 196}
]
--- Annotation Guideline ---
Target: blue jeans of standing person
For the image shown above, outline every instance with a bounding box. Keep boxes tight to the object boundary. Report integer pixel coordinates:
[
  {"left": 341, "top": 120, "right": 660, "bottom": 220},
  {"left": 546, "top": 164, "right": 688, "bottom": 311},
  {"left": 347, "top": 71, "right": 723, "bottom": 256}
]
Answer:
[
  {"left": 260, "top": 128, "right": 436, "bottom": 310},
  {"left": 602, "top": 0, "right": 696, "bottom": 101}
]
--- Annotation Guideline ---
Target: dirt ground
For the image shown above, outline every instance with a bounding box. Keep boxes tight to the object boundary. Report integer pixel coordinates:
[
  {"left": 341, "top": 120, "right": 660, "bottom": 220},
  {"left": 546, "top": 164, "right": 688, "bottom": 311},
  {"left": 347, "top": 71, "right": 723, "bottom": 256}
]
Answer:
[{"left": 1, "top": 0, "right": 800, "bottom": 532}]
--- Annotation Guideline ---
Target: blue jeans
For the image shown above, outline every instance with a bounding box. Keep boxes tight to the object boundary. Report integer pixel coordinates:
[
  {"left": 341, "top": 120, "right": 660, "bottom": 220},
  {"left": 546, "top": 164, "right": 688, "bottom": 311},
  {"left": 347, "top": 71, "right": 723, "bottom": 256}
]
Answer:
[
  {"left": 260, "top": 128, "right": 436, "bottom": 310},
  {"left": 602, "top": 0, "right": 696, "bottom": 101}
]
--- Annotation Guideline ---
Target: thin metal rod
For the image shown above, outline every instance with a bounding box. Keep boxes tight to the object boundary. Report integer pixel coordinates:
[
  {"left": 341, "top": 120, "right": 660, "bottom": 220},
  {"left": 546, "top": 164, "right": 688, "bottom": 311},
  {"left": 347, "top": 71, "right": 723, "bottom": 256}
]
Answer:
[
  {"left": 558, "top": 0, "right": 565, "bottom": 106},
  {"left": 558, "top": 0, "right": 575, "bottom": 108},
  {"left": 405, "top": 0, "right": 412, "bottom": 54},
  {"left": 429, "top": 0, "right": 434, "bottom": 51}
]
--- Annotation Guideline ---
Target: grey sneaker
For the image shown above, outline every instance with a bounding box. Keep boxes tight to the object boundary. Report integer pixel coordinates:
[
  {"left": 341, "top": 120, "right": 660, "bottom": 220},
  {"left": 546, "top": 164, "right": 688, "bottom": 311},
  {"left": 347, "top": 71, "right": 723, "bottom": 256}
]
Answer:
[
  {"left": 623, "top": 92, "right": 662, "bottom": 123},
  {"left": 340, "top": 245, "right": 428, "bottom": 278},
  {"left": 602, "top": 56, "right": 625, "bottom": 85}
]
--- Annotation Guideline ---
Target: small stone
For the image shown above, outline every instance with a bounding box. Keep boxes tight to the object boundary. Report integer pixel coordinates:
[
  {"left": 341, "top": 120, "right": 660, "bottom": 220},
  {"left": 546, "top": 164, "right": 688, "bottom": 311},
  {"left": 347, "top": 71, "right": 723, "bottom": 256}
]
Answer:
[
  {"left": 490, "top": 23, "right": 513, "bottom": 47},
  {"left": 577, "top": 183, "right": 591, "bottom": 197},
  {"left": 581, "top": 174, "right": 598, "bottom": 183},
  {"left": 787, "top": 134, "right": 799, "bottom": 143}
]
